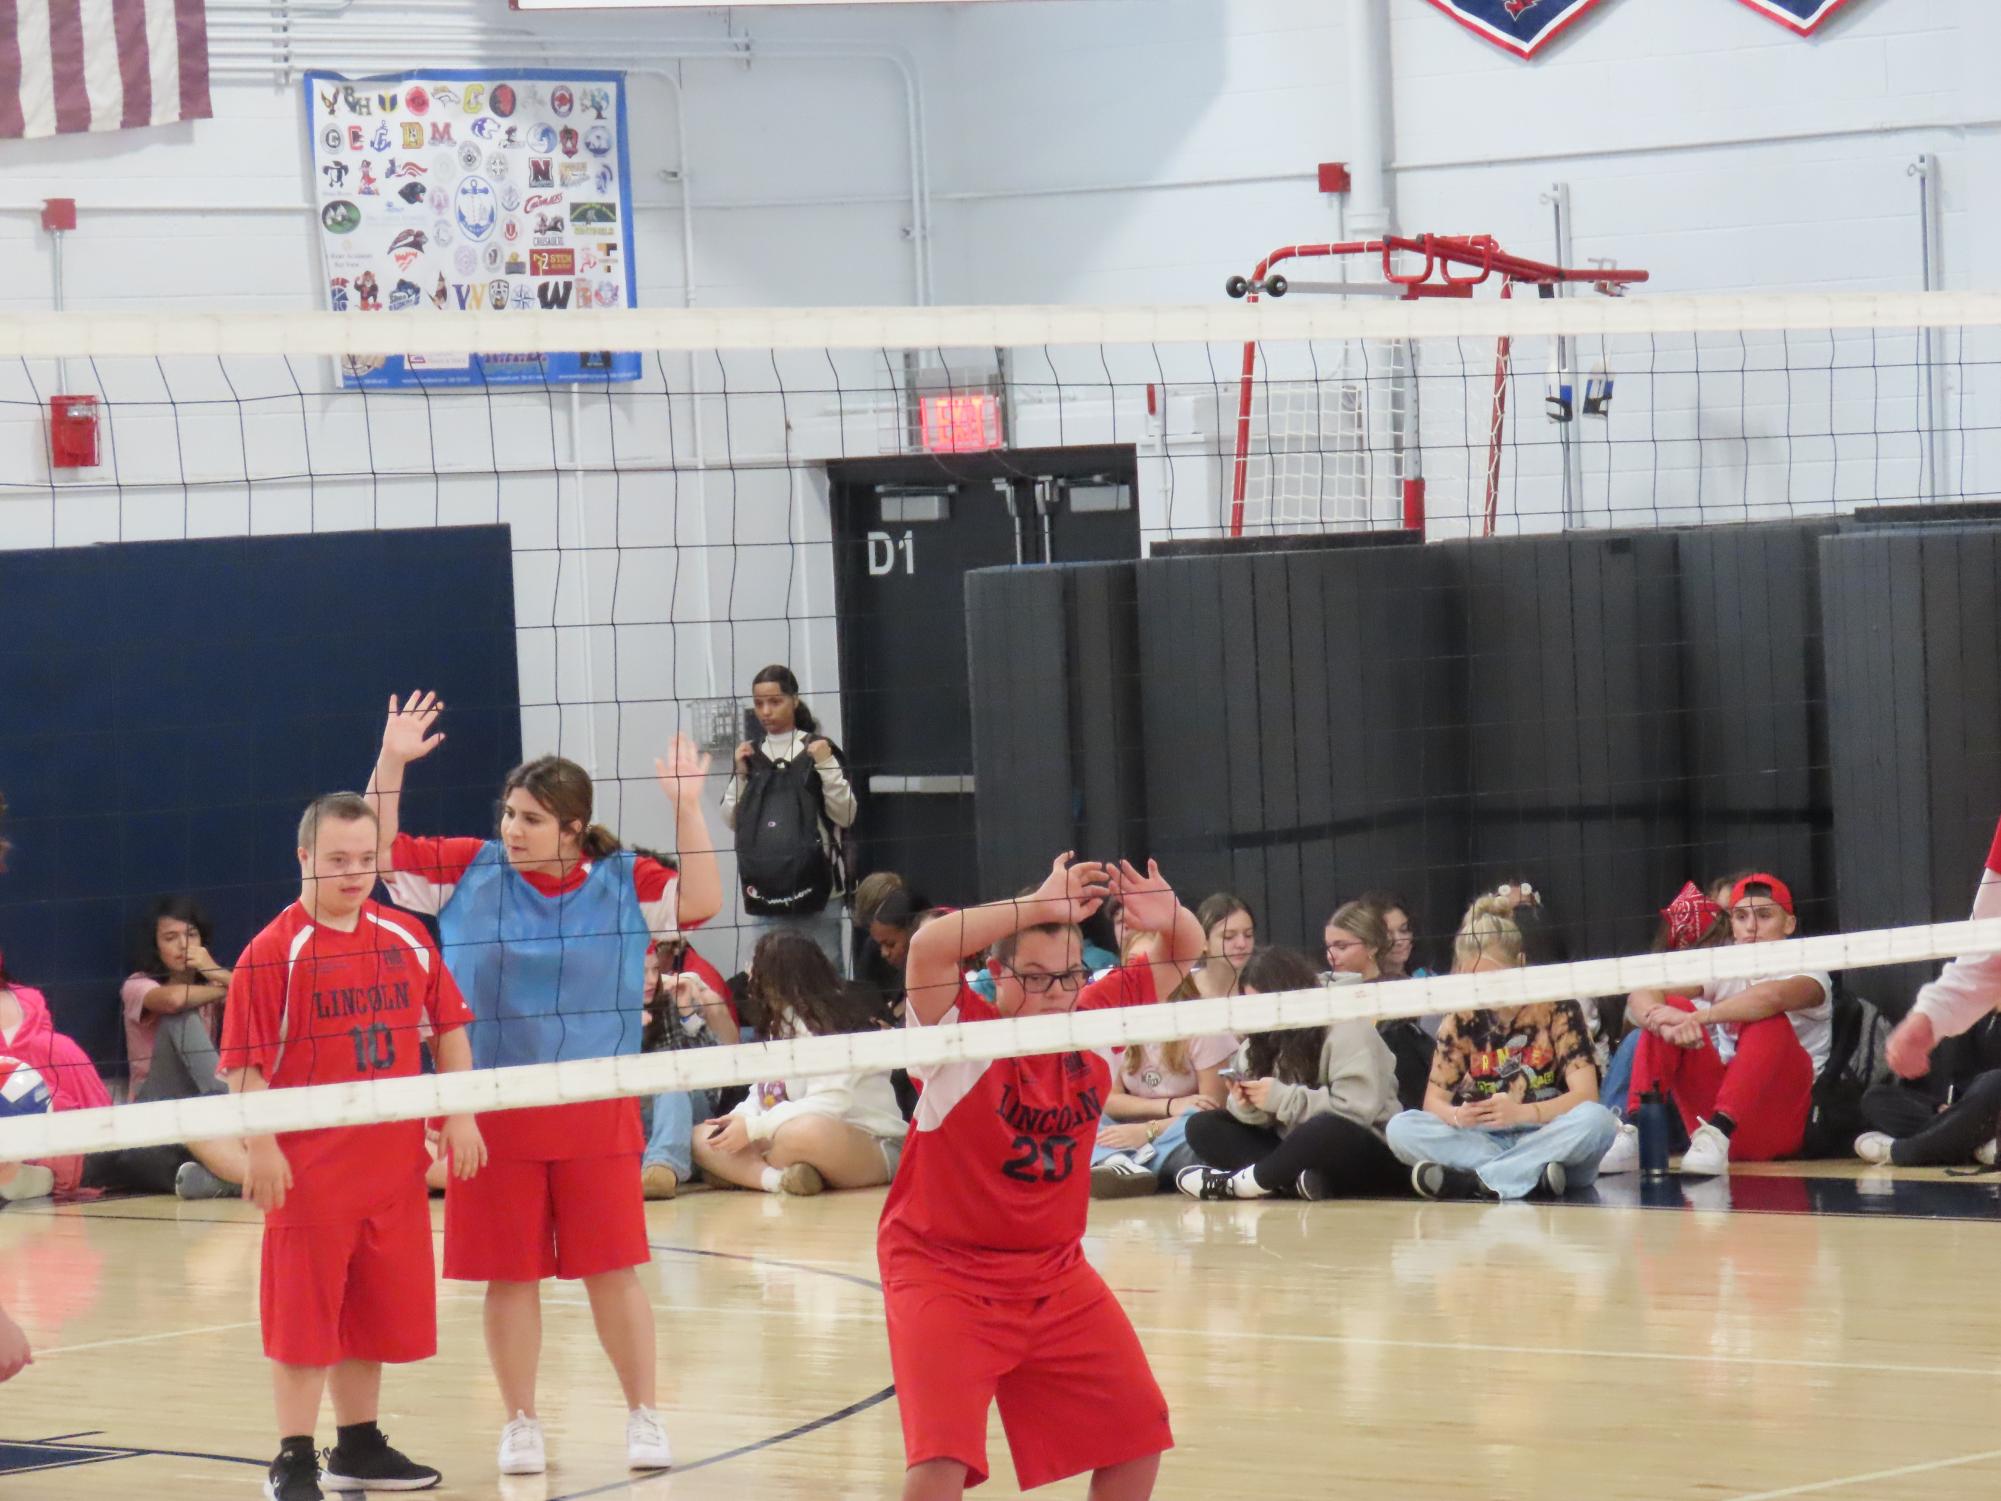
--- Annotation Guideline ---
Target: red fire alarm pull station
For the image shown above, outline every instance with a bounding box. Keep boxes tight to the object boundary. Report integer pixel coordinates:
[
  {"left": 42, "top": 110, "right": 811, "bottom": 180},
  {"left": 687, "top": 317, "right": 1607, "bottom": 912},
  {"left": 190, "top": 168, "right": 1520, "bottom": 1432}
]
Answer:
[
  {"left": 41, "top": 198, "right": 77, "bottom": 233},
  {"left": 49, "top": 394, "right": 99, "bottom": 468},
  {"left": 1317, "top": 162, "right": 1351, "bottom": 195}
]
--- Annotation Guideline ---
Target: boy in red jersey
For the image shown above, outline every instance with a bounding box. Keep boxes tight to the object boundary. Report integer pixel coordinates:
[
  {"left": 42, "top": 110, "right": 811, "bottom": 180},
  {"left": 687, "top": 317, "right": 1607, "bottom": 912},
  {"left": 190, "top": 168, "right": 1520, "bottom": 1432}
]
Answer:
[
  {"left": 222, "top": 792, "right": 485, "bottom": 1501},
  {"left": 879, "top": 852, "right": 1205, "bottom": 1500}
]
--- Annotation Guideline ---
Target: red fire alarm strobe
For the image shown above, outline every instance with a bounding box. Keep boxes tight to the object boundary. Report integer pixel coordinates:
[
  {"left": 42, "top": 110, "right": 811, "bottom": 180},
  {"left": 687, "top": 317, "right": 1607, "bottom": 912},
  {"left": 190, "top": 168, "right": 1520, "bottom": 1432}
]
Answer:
[
  {"left": 49, "top": 394, "right": 99, "bottom": 468},
  {"left": 1317, "top": 162, "right": 1352, "bottom": 195}
]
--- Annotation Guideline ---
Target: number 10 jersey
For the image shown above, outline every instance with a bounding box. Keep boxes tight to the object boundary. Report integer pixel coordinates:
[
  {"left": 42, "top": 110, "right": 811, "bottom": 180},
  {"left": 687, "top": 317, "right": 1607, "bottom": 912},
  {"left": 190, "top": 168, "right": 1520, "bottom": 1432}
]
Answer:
[
  {"left": 877, "top": 965, "right": 1157, "bottom": 1297},
  {"left": 221, "top": 898, "right": 473, "bottom": 1226}
]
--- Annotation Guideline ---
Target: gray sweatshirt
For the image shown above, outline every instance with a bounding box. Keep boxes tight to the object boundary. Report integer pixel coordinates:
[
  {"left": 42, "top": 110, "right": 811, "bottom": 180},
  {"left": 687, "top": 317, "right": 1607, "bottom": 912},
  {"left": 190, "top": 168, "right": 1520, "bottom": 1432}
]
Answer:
[{"left": 1227, "top": 1018, "right": 1400, "bottom": 1136}]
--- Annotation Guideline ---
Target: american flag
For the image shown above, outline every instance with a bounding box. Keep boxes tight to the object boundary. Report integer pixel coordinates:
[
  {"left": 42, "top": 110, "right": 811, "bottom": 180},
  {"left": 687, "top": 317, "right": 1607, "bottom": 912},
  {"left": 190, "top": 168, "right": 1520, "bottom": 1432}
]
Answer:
[{"left": 0, "top": 0, "right": 210, "bottom": 140}]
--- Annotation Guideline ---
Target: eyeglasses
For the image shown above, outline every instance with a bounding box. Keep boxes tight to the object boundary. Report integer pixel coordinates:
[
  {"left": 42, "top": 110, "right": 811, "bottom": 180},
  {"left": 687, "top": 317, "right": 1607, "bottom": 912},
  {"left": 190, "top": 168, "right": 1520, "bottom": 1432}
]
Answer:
[{"left": 1005, "top": 966, "right": 1090, "bottom": 995}]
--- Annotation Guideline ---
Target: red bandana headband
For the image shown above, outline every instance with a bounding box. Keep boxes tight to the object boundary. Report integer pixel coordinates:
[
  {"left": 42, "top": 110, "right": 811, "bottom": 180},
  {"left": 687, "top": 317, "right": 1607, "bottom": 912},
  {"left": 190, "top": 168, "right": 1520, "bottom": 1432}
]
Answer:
[{"left": 1660, "top": 882, "right": 1724, "bottom": 951}]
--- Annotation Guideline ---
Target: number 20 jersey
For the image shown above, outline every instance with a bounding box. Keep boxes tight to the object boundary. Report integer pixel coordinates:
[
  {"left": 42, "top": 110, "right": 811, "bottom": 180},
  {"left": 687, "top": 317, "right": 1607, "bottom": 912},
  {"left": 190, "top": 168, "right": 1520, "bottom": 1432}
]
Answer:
[
  {"left": 221, "top": 898, "right": 473, "bottom": 1226},
  {"left": 877, "top": 965, "right": 1156, "bottom": 1297}
]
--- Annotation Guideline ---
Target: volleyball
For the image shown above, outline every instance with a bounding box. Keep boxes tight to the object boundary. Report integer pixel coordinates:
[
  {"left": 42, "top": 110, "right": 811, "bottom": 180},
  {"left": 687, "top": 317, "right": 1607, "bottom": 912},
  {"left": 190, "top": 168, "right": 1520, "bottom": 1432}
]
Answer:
[{"left": 0, "top": 1056, "right": 53, "bottom": 1119}]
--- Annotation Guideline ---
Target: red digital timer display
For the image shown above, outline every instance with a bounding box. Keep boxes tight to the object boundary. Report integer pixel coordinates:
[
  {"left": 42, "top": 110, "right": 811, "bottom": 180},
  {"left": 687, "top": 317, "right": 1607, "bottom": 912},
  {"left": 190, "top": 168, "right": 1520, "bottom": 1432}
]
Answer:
[{"left": 919, "top": 392, "right": 1002, "bottom": 453}]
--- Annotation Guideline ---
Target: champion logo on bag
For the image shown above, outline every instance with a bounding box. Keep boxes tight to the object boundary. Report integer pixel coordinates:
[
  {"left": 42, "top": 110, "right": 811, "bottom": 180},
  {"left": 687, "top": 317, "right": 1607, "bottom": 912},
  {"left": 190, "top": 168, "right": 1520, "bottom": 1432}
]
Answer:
[{"left": 1419, "top": 0, "right": 1610, "bottom": 59}]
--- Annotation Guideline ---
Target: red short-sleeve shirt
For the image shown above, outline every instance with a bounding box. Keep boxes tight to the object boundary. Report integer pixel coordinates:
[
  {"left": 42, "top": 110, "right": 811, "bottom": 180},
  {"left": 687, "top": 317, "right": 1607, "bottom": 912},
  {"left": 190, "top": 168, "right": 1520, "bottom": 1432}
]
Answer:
[
  {"left": 877, "top": 963, "right": 1157, "bottom": 1298},
  {"left": 221, "top": 899, "right": 472, "bottom": 1224}
]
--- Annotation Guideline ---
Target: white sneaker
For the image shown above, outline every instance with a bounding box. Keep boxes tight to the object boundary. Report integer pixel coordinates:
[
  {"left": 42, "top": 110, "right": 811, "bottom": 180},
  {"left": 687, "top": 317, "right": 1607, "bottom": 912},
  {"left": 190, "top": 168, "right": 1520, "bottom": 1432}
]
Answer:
[
  {"left": 1679, "top": 1120, "right": 1731, "bottom": 1177},
  {"left": 626, "top": 1405, "right": 672, "bottom": 1471},
  {"left": 498, "top": 1412, "right": 545, "bottom": 1475},
  {"left": 1980, "top": 1140, "right": 1999, "bottom": 1168},
  {"left": 1597, "top": 1123, "right": 1640, "bottom": 1175},
  {"left": 0, "top": 1163, "right": 54, "bottom": 1201},
  {"left": 1853, "top": 1131, "right": 1895, "bottom": 1165}
]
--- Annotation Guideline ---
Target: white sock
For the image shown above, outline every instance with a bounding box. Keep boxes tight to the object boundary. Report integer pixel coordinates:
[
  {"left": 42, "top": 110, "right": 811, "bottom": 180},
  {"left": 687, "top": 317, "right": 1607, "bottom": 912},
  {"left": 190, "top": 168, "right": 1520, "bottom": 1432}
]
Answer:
[
  {"left": 1228, "top": 1166, "right": 1270, "bottom": 1199},
  {"left": 759, "top": 1166, "right": 784, "bottom": 1193}
]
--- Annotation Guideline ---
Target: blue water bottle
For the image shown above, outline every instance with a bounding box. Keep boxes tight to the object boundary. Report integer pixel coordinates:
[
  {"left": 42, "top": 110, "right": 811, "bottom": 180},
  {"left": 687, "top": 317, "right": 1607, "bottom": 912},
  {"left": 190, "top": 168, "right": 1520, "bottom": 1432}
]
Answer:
[{"left": 1636, "top": 1089, "right": 1672, "bottom": 1180}]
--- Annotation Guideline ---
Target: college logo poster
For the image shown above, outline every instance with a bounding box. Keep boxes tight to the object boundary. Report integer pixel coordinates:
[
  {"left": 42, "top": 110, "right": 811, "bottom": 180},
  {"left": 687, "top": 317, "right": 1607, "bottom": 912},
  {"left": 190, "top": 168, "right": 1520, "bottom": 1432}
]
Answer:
[
  {"left": 1733, "top": 0, "right": 1859, "bottom": 35},
  {"left": 1418, "top": 0, "right": 1610, "bottom": 59},
  {"left": 304, "top": 69, "right": 639, "bottom": 389}
]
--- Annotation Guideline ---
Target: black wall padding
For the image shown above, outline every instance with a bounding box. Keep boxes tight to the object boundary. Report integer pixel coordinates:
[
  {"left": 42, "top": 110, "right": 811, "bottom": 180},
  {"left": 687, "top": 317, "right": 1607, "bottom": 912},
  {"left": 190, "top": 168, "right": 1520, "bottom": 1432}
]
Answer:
[
  {"left": 1447, "top": 532, "right": 1686, "bottom": 961},
  {"left": 1135, "top": 544, "right": 1466, "bottom": 957},
  {"left": 967, "top": 566, "right": 1078, "bottom": 896},
  {"left": 1675, "top": 522, "right": 1836, "bottom": 935},
  {"left": 1822, "top": 524, "right": 2001, "bottom": 1010}
]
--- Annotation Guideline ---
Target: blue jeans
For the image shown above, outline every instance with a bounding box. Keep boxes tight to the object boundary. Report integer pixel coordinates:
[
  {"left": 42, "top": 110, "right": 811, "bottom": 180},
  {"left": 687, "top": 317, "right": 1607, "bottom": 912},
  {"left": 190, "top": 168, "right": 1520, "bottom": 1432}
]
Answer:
[
  {"left": 643, "top": 1087, "right": 711, "bottom": 1180},
  {"left": 1091, "top": 1114, "right": 1200, "bottom": 1185},
  {"left": 1602, "top": 1031, "right": 1641, "bottom": 1118},
  {"left": 1385, "top": 1103, "right": 1619, "bottom": 1200}
]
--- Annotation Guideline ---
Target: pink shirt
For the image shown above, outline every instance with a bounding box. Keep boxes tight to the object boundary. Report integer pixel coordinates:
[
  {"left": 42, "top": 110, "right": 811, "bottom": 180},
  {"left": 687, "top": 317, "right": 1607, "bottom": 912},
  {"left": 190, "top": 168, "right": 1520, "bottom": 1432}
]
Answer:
[
  {"left": 121, "top": 972, "right": 219, "bottom": 1096},
  {"left": 1114, "top": 1033, "right": 1239, "bottom": 1099}
]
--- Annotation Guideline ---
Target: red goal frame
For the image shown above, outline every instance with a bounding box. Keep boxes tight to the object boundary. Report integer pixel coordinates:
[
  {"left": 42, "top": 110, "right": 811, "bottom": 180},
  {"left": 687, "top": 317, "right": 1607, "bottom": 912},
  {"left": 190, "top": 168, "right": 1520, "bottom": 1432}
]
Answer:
[{"left": 1226, "top": 234, "right": 1648, "bottom": 538}]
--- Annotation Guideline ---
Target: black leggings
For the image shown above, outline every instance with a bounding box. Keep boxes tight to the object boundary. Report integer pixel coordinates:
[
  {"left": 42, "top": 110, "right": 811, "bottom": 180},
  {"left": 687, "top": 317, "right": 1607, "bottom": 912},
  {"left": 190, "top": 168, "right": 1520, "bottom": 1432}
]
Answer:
[
  {"left": 1860, "top": 1070, "right": 2001, "bottom": 1167},
  {"left": 1183, "top": 1110, "right": 1405, "bottom": 1197}
]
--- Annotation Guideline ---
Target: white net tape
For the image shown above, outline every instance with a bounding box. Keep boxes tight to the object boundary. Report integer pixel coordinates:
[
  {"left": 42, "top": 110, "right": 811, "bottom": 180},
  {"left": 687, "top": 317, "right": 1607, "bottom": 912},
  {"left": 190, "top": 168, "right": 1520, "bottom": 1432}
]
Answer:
[{"left": 5, "top": 918, "right": 1994, "bottom": 1160}]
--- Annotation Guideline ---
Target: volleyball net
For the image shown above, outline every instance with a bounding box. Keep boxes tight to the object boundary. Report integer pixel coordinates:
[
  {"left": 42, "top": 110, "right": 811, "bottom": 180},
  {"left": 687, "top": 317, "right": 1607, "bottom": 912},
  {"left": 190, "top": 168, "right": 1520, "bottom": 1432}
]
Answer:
[
  {"left": 4, "top": 917, "right": 1999, "bottom": 1160},
  {"left": 2, "top": 292, "right": 2000, "bottom": 1159}
]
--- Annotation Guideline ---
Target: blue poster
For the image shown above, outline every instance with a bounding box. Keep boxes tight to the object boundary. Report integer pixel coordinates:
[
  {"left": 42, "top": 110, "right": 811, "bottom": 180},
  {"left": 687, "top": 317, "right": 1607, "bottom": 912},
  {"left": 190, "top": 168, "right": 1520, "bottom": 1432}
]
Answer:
[
  {"left": 1418, "top": 0, "right": 1610, "bottom": 58},
  {"left": 303, "top": 68, "right": 640, "bottom": 388}
]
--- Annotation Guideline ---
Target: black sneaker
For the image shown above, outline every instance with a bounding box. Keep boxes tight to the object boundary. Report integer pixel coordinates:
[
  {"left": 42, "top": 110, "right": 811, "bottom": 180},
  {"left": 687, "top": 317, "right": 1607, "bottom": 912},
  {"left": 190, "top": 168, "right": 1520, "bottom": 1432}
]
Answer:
[
  {"left": 265, "top": 1447, "right": 322, "bottom": 1501},
  {"left": 321, "top": 1434, "right": 441, "bottom": 1493},
  {"left": 1174, "top": 1166, "right": 1241, "bottom": 1201},
  {"left": 1295, "top": 1168, "right": 1332, "bottom": 1201},
  {"left": 1535, "top": 1162, "right": 1569, "bottom": 1199},
  {"left": 1410, "top": 1162, "right": 1493, "bottom": 1202}
]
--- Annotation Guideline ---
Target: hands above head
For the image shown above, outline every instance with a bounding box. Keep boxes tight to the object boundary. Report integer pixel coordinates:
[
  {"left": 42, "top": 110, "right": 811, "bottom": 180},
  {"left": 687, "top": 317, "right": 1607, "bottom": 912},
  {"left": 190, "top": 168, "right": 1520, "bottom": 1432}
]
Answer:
[
  {"left": 1030, "top": 852, "right": 1113, "bottom": 924},
  {"left": 655, "top": 733, "right": 714, "bottom": 808},
  {"left": 379, "top": 690, "right": 446, "bottom": 767},
  {"left": 1110, "top": 859, "right": 1178, "bottom": 935}
]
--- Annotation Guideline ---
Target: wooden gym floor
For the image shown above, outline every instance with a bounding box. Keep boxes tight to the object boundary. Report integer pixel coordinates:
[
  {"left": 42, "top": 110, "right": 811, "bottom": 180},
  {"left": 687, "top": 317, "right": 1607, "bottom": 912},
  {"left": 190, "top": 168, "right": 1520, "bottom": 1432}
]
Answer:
[{"left": 5, "top": 1168, "right": 2001, "bottom": 1500}]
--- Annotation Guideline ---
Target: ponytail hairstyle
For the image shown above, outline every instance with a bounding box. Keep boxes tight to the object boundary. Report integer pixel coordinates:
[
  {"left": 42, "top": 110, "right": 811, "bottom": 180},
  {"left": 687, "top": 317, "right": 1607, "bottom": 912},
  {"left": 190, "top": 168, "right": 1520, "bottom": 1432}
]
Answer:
[
  {"left": 1238, "top": 947, "right": 1329, "bottom": 1086},
  {"left": 502, "top": 755, "right": 620, "bottom": 859},
  {"left": 1324, "top": 900, "right": 1392, "bottom": 972},
  {"left": 751, "top": 664, "right": 819, "bottom": 736},
  {"left": 1451, "top": 892, "right": 1525, "bottom": 973}
]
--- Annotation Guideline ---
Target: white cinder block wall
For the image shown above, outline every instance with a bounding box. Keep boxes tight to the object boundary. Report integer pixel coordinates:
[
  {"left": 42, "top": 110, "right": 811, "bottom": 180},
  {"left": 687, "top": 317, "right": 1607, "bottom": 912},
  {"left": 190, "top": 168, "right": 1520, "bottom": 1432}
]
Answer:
[{"left": 1, "top": 0, "right": 1993, "bottom": 931}]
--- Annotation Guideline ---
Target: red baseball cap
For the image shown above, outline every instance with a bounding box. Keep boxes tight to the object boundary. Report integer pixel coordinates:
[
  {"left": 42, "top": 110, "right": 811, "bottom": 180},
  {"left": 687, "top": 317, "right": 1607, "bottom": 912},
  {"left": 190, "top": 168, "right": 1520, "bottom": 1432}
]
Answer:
[{"left": 1729, "top": 873, "right": 1794, "bottom": 916}]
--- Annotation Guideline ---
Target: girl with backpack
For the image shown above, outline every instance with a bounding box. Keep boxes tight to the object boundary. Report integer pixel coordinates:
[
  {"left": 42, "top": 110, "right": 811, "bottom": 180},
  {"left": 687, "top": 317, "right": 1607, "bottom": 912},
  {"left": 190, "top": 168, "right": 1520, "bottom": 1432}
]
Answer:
[{"left": 722, "top": 665, "right": 857, "bottom": 971}]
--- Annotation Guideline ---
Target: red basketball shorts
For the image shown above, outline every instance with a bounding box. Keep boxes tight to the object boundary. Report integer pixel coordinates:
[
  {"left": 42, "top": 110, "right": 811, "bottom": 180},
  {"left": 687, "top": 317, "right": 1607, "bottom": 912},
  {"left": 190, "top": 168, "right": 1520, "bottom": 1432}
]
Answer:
[
  {"left": 883, "top": 1266, "right": 1172, "bottom": 1490},
  {"left": 443, "top": 1152, "right": 648, "bottom": 1282},
  {"left": 260, "top": 1189, "right": 436, "bottom": 1368}
]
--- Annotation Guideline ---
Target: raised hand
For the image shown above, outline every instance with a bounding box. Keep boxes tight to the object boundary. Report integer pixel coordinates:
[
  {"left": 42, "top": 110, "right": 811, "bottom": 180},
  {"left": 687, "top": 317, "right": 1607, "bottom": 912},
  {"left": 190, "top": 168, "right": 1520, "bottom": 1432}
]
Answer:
[
  {"left": 1032, "top": 852, "right": 1112, "bottom": 924},
  {"left": 1112, "top": 859, "right": 1178, "bottom": 935},
  {"left": 380, "top": 690, "right": 446, "bottom": 766},
  {"left": 655, "top": 733, "right": 713, "bottom": 808}
]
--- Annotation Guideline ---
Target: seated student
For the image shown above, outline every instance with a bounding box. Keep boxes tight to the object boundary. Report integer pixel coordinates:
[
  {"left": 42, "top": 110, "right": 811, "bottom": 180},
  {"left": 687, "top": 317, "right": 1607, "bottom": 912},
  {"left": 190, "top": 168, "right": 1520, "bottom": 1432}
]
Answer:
[
  {"left": 120, "top": 895, "right": 233, "bottom": 1103},
  {"left": 1873, "top": 816, "right": 2001, "bottom": 1166},
  {"left": 1856, "top": 1014, "right": 2001, "bottom": 1168},
  {"left": 1188, "top": 892, "right": 1256, "bottom": 999},
  {"left": 0, "top": 944, "right": 114, "bottom": 1202},
  {"left": 692, "top": 930, "right": 907, "bottom": 1196},
  {"left": 1089, "top": 933, "right": 1236, "bottom": 1198},
  {"left": 1357, "top": 890, "right": 1432, "bottom": 981},
  {"left": 1322, "top": 897, "right": 1429, "bottom": 1110},
  {"left": 1384, "top": 895, "right": 1617, "bottom": 1201},
  {"left": 1600, "top": 881, "right": 1731, "bottom": 1119},
  {"left": 1599, "top": 872, "right": 1833, "bottom": 1177},
  {"left": 638, "top": 939, "right": 740, "bottom": 1201},
  {"left": 1176, "top": 947, "right": 1404, "bottom": 1201}
]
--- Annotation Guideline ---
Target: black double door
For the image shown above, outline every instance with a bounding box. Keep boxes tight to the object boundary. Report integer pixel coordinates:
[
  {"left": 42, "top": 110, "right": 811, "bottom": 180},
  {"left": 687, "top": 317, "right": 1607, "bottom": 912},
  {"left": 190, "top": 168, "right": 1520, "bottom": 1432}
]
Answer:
[{"left": 829, "top": 445, "right": 1139, "bottom": 909}]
